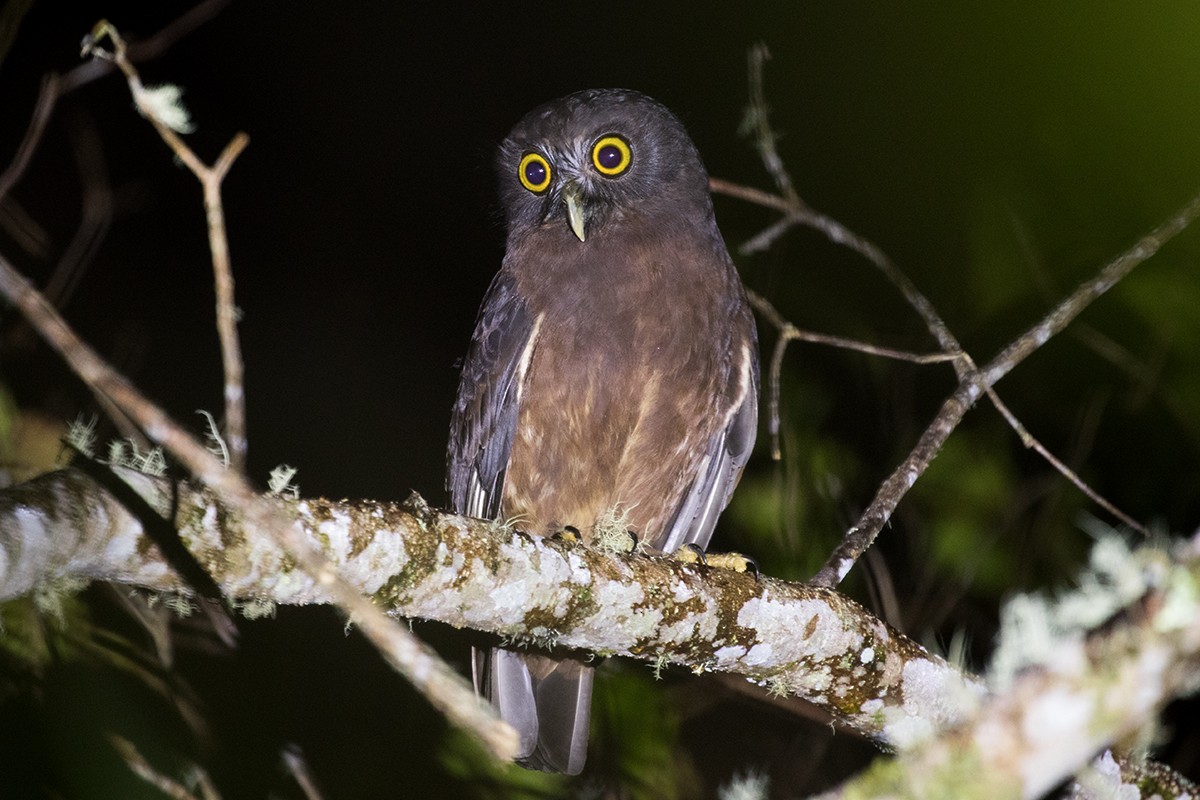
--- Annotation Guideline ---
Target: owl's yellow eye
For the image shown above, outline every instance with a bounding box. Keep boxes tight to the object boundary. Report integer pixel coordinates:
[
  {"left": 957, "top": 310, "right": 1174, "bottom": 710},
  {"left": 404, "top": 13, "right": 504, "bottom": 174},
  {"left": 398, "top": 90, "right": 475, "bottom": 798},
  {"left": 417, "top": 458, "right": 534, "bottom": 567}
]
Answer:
[
  {"left": 591, "top": 135, "right": 631, "bottom": 176},
  {"left": 518, "top": 152, "right": 553, "bottom": 194}
]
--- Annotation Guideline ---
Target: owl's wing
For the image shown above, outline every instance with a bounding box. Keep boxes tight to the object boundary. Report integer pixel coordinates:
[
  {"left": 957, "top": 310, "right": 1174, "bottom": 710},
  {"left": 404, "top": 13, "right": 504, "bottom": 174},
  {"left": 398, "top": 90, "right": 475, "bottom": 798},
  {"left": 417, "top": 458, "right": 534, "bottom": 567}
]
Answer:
[
  {"left": 447, "top": 270, "right": 540, "bottom": 519},
  {"left": 656, "top": 344, "right": 759, "bottom": 554}
]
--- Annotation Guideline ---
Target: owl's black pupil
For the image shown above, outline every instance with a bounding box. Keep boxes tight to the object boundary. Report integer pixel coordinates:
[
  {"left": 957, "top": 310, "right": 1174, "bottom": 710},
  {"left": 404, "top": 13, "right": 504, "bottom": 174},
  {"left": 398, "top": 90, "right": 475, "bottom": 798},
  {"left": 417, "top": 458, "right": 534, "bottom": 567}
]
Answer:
[
  {"left": 525, "top": 161, "right": 546, "bottom": 185},
  {"left": 598, "top": 145, "right": 622, "bottom": 169}
]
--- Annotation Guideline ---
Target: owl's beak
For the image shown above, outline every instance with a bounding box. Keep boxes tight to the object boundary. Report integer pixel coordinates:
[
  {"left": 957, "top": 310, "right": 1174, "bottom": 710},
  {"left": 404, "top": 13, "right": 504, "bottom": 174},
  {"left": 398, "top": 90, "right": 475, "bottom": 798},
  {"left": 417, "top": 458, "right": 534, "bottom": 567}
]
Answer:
[{"left": 562, "top": 182, "right": 588, "bottom": 242}]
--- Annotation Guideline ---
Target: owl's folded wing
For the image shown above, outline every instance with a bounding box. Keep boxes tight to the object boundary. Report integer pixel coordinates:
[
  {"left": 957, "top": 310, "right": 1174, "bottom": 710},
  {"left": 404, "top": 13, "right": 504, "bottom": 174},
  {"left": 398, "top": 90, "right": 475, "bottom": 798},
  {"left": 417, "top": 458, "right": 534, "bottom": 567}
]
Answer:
[
  {"left": 446, "top": 270, "right": 540, "bottom": 520},
  {"left": 656, "top": 341, "right": 759, "bottom": 554}
]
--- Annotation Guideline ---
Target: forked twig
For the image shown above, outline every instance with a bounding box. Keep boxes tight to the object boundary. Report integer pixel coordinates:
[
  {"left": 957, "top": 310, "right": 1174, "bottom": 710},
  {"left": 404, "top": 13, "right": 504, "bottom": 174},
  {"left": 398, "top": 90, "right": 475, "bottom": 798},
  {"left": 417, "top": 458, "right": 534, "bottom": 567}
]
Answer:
[
  {"left": 810, "top": 192, "right": 1200, "bottom": 585},
  {"left": 82, "top": 21, "right": 249, "bottom": 471},
  {"left": 0, "top": 249, "right": 519, "bottom": 760},
  {"left": 717, "top": 45, "right": 1162, "bottom": 585},
  {"left": 0, "top": 21, "right": 518, "bottom": 757},
  {"left": 746, "top": 288, "right": 956, "bottom": 459}
]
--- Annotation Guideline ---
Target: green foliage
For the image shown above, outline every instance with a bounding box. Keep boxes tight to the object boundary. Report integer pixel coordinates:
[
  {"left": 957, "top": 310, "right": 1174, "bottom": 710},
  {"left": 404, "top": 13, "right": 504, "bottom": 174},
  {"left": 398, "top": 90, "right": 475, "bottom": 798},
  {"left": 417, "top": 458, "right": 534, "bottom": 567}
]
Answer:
[
  {"left": 587, "top": 665, "right": 700, "bottom": 800},
  {"left": 438, "top": 727, "right": 568, "bottom": 800}
]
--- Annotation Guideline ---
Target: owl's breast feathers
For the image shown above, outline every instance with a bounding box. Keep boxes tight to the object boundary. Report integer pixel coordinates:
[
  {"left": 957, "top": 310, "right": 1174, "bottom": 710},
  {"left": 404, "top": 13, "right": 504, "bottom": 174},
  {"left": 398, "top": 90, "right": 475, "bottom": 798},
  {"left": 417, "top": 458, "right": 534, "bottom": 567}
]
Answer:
[{"left": 500, "top": 214, "right": 756, "bottom": 547}]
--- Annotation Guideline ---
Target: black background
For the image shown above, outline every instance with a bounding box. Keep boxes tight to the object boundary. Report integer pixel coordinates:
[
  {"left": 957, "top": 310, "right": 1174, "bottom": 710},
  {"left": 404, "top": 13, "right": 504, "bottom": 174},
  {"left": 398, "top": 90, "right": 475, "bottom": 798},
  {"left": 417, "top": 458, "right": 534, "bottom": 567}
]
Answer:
[{"left": 3, "top": 2, "right": 1200, "bottom": 797}]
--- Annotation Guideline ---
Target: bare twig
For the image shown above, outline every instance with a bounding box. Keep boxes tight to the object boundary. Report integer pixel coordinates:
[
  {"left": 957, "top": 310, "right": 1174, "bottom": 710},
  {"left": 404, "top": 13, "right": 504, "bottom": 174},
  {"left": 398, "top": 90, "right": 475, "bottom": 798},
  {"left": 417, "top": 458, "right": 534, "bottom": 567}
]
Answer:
[
  {"left": 282, "top": 745, "right": 327, "bottom": 800},
  {"left": 717, "top": 47, "right": 1158, "bottom": 584},
  {"left": 710, "top": 181, "right": 968, "bottom": 370},
  {"left": 109, "top": 734, "right": 209, "bottom": 800},
  {"left": 723, "top": 169, "right": 1150, "bottom": 570},
  {"left": 984, "top": 388, "right": 1146, "bottom": 534},
  {"left": 811, "top": 190, "right": 1200, "bottom": 586},
  {"left": 0, "top": 254, "right": 519, "bottom": 760},
  {"left": 82, "top": 21, "right": 249, "bottom": 471},
  {"left": 743, "top": 45, "right": 802, "bottom": 209},
  {"left": 2, "top": 0, "right": 232, "bottom": 205},
  {"left": 0, "top": 74, "right": 60, "bottom": 205},
  {"left": 746, "top": 288, "right": 956, "bottom": 459},
  {"left": 58, "top": 0, "right": 233, "bottom": 95}
]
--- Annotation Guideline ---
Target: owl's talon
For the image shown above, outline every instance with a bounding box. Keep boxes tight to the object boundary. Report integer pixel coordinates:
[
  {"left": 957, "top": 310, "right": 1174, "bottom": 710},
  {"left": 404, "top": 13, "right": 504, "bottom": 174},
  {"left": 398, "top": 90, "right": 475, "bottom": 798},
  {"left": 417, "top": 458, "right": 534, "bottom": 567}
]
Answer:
[
  {"left": 672, "top": 543, "right": 707, "bottom": 566},
  {"left": 550, "top": 525, "right": 583, "bottom": 546}
]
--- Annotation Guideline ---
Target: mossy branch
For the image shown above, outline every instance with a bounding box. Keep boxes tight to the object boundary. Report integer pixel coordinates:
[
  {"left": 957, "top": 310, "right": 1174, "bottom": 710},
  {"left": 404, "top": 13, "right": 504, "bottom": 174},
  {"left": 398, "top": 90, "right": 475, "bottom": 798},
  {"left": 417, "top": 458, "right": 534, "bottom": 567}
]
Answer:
[{"left": 3, "top": 467, "right": 1199, "bottom": 798}]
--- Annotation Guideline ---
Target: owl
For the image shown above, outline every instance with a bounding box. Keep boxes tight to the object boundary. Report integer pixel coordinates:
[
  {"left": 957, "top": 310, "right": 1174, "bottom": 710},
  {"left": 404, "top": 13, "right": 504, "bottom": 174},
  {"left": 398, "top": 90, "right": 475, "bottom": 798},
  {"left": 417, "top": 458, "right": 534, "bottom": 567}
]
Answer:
[{"left": 448, "top": 89, "right": 758, "bottom": 774}]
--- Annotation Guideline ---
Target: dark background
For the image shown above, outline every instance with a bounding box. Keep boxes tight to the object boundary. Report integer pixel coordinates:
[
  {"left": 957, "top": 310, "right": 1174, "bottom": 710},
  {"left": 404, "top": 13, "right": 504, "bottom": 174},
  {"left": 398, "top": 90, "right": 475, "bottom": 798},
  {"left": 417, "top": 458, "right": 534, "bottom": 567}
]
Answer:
[{"left": 2, "top": 2, "right": 1199, "bottom": 797}]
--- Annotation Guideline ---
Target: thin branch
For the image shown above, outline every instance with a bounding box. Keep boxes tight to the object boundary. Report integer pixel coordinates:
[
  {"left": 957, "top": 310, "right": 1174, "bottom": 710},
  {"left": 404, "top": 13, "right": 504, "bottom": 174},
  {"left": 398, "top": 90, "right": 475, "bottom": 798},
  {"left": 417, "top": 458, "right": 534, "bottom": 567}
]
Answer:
[
  {"left": 281, "top": 745, "right": 327, "bottom": 800},
  {"left": 724, "top": 169, "right": 1153, "bottom": 578},
  {"left": 0, "top": 251, "right": 520, "bottom": 762},
  {"left": 984, "top": 388, "right": 1146, "bottom": 534},
  {"left": 1, "top": 1, "right": 231, "bottom": 203},
  {"left": 746, "top": 290, "right": 955, "bottom": 366},
  {"left": 0, "top": 73, "right": 60, "bottom": 205},
  {"left": 58, "top": 0, "right": 233, "bottom": 94},
  {"left": 724, "top": 167, "right": 1153, "bottom": 573},
  {"left": 82, "top": 22, "right": 249, "bottom": 471},
  {"left": 746, "top": 288, "right": 956, "bottom": 459},
  {"left": 743, "top": 44, "right": 802, "bottom": 208},
  {"left": 109, "top": 734, "right": 207, "bottom": 800},
  {"left": 718, "top": 47, "right": 1168, "bottom": 584},
  {"left": 811, "top": 190, "right": 1200, "bottom": 586}
]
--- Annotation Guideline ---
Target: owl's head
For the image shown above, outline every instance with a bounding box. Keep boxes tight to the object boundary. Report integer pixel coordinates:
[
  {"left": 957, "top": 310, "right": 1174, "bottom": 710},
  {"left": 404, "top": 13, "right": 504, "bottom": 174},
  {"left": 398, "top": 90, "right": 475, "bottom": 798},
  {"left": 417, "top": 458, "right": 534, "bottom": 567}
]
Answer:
[{"left": 497, "top": 89, "right": 713, "bottom": 243}]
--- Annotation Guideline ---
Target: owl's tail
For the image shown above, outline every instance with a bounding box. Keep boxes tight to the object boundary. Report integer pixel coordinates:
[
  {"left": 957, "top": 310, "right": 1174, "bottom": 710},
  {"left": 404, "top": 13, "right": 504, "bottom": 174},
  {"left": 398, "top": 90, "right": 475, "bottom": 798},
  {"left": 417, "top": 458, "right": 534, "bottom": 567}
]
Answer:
[{"left": 472, "top": 645, "right": 593, "bottom": 775}]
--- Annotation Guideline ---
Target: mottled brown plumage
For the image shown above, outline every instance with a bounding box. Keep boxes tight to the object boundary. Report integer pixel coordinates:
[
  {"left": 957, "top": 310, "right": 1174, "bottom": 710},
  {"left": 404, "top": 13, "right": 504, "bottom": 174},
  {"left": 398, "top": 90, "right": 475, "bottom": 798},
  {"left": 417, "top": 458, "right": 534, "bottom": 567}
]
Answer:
[{"left": 447, "top": 89, "right": 758, "bottom": 774}]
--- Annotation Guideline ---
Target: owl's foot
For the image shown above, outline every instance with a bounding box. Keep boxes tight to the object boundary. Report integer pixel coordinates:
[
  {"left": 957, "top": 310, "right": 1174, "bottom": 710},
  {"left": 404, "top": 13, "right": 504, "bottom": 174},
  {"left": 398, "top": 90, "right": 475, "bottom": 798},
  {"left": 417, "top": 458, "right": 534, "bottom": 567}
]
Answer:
[
  {"left": 550, "top": 525, "right": 583, "bottom": 546},
  {"left": 673, "top": 544, "right": 759, "bottom": 579},
  {"left": 509, "top": 529, "right": 535, "bottom": 544}
]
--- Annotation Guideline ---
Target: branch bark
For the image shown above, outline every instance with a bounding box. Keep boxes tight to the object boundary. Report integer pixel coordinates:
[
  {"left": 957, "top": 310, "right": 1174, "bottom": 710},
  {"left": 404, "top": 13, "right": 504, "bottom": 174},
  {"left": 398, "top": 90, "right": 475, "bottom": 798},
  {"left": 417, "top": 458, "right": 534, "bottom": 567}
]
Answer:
[
  {"left": 0, "top": 466, "right": 982, "bottom": 749},
  {"left": 5, "top": 467, "right": 1196, "bottom": 797}
]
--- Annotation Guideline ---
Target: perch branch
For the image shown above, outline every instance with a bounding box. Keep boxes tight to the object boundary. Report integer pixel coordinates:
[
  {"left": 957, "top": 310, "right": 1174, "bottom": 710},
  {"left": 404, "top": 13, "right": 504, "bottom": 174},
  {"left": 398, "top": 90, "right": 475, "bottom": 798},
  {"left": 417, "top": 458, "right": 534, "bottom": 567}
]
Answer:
[
  {"left": 816, "top": 530, "right": 1200, "bottom": 799},
  {"left": 0, "top": 466, "right": 985, "bottom": 747},
  {"left": 3, "top": 466, "right": 1198, "bottom": 798}
]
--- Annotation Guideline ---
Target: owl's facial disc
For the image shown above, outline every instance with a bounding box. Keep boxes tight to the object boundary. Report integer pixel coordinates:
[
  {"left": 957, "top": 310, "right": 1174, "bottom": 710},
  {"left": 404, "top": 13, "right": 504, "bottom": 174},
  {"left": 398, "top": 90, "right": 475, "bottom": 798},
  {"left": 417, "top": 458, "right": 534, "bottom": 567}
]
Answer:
[{"left": 562, "top": 181, "right": 587, "bottom": 242}]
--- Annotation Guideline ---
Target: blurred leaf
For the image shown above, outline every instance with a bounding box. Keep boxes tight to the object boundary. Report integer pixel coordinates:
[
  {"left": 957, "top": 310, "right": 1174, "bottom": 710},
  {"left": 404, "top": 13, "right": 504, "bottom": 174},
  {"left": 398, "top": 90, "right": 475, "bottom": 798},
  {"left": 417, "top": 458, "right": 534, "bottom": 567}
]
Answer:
[
  {"left": 587, "top": 664, "right": 700, "bottom": 800},
  {"left": 438, "top": 725, "right": 567, "bottom": 800}
]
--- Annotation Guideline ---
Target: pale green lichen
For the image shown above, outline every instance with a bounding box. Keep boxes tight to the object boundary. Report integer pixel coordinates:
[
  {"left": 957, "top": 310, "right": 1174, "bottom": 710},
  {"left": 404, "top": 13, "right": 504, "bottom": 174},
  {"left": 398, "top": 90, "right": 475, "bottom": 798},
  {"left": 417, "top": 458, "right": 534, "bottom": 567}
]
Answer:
[
  {"left": 133, "top": 82, "right": 196, "bottom": 134},
  {"left": 196, "top": 410, "right": 230, "bottom": 467},
  {"left": 236, "top": 596, "right": 277, "bottom": 620},
  {"left": 65, "top": 416, "right": 98, "bottom": 458},
  {"left": 765, "top": 675, "right": 791, "bottom": 698},
  {"left": 718, "top": 769, "right": 770, "bottom": 800},
  {"left": 652, "top": 652, "right": 670, "bottom": 680},
  {"left": 593, "top": 504, "right": 640, "bottom": 553},
  {"left": 32, "top": 575, "right": 90, "bottom": 624},
  {"left": 990, "top": 529, "right": 1160, "bottom": 691},
  {"left": 106, "top": 439, "right": 167, "bottom": 476},
  {"left": 267, "top": 465, "right": 299, "bottom": 498}
]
